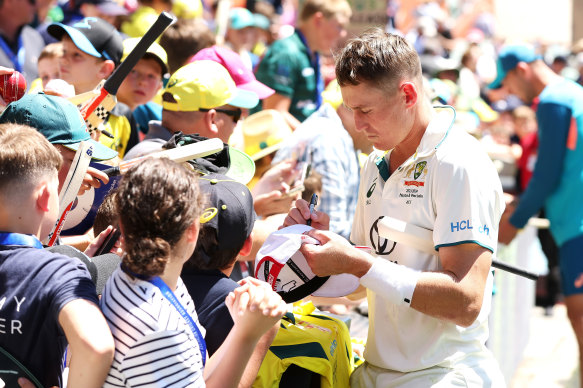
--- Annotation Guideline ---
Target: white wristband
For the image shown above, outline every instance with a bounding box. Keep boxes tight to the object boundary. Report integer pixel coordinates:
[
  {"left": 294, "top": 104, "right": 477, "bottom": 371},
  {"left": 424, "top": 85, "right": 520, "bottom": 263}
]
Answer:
[{"left": 360, "top": 259, "right": 420, "bottom": 306}]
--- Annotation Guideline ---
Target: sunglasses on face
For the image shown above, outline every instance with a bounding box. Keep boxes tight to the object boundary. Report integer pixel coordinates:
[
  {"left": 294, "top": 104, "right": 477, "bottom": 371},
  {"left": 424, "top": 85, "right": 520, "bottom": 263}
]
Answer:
[{"left": 199, "top": 107, "right": 242, "bottom": 123}]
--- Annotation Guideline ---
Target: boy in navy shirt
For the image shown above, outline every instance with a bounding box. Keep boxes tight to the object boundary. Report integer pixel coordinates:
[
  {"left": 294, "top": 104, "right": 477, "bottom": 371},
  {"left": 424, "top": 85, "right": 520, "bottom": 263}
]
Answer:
[{"left": 0, "top": 123, "right": 114, "bottom": 387}]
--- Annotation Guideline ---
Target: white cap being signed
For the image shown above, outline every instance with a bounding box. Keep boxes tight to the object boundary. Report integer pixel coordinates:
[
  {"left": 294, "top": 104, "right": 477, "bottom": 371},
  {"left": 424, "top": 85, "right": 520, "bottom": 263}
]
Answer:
[{"left": 254, "top": 224, "right": 360, "bottom": 303}]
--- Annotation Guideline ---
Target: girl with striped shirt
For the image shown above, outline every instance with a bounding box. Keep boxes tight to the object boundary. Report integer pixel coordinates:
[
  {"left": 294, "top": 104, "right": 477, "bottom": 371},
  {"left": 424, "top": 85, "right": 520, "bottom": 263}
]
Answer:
[{"left": 100, "top": 158, "right": 286, "bottom": 387}]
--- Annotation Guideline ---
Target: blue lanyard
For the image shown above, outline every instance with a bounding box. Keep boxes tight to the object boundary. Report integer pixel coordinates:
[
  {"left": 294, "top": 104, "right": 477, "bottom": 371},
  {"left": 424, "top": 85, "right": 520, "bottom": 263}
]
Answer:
[
  {"left": 0, "top": 34, "right": 25, "bottom": 73},
  {"left": 296, "top": 30, "right": 323, "bottom": 108},
  {"left": 0, "top": 232, "right": 43, "bottom": 248},
  {"left": 148, "top": 276, "right": 207, "bottom": 366}
]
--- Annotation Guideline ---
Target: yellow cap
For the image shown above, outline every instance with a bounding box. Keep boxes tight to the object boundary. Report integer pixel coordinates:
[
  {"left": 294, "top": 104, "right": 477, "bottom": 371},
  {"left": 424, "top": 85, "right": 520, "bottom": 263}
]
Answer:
[
  {"left": 122, "top": 37, "right": 168, "bottom": 75},
  {"left": 162, "top": 60, "right": 259, "bottom": 112}
]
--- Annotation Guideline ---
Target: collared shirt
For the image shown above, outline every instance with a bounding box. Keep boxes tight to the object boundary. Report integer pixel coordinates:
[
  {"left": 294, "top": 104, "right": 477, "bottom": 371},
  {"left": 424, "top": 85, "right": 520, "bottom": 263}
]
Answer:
[
  {"left": 254, "top": 30, "right": 320, "bottom": 122},
  {"left": 273, "top": 104, "right": 360, "bottom": 239}
]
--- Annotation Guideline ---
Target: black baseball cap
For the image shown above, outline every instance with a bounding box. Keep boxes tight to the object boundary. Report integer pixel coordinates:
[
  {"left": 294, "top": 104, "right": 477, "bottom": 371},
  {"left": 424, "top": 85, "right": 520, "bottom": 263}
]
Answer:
[
  {"left": 197, "top": 173, "right": 256, "bottom": 264},
  {"left": 48, "top": 17, "right": 123, "bottom": 65}
]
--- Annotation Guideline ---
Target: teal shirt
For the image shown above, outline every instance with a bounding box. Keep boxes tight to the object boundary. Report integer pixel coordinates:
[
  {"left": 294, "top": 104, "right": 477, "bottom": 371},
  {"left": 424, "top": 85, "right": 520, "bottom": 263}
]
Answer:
[{"left": 254, "top": 30, "right": 318, "bottom": 122}]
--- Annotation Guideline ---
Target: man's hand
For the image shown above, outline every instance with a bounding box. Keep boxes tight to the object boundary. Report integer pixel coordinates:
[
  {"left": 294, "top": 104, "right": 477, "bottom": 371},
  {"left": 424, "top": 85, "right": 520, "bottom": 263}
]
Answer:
[
  {"left": 498, "top": 194, "right": 519, "bottom": 244},
  {"left": 300, "top": 229, "right": 373, "bottom": 278},
  {"left": 78, "top": 167, "right": 109, "bottom": 196},
  {"left": 282, "top": 198, "right": 330, "bottom": 230},
  {"left": 0, "top": 66, "right": 15, "bottom": 108}
]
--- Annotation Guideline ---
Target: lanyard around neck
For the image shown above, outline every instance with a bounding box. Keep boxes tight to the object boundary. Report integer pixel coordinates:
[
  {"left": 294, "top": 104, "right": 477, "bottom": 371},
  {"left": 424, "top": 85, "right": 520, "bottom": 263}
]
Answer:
[
  {"left": 0, "top": 232, "right": 43, "bottom": 249},
  {"left": 148, "top": 276, "right": 207, "bottom": 366},
  {"left": 296, "top": 30, "right": 323, "bottom": 108},
  {"left": 0, "top": 34, "right": 24, "bottom": 73}
]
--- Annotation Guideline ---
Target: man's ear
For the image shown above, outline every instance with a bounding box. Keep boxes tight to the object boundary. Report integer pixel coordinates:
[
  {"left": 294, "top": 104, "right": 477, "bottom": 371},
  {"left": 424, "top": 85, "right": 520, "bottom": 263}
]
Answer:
[
  {"left": 98, "top": 60, "right": 116, "bottom": 80},
  {"left": 238, "top": 234, "right": 253, "bottom": 257},
  {"left": 35, "top": 181, "right": 52, "bottom": 213},
  {"left": 515, "top": 62, "right": 530, "bottom": 77},
  {"left": 400, "top": 82, "right": 418, "bottom": 108},
  {"left": 203, "top": 109, "right": 220, "bottom": 136},
  {"left": 312, "top": 11, "right": 324, "bottom": 27}
]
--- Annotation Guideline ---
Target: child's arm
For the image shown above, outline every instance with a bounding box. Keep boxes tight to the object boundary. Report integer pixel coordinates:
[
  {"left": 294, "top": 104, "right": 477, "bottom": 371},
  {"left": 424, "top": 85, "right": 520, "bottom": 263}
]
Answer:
[
  {"left": 58, "top": 299, "right": 115, "bottom": 388},
  {"left": 203, "top": 280, "right": 286, "bottom": 388}
]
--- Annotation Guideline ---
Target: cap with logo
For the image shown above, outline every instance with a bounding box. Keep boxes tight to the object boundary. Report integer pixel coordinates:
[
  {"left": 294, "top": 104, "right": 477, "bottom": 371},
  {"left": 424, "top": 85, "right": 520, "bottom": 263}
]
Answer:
[
  {"left": 0, "top": 93, "right": 118, "bottom": 160},
  {"left": 489, "top": 45, "right": 542, "bottom": 89},
  {"left": 122, "top": 37, "right": 168, "bottom": 75},
  {"left": 255, "top": 224, "right": 360, "bottom": 303},
  {"left": 48, "top": 17, "right": 124, "bottom": 66},
  {"left": 196, "top": 173, "right": 256, "bottom": 264},
  {"left": 192, "top": 46, "right": 274, "bottom": 99},
  {"left": 162, "top": 60, "right": 259, "bottom": 111}
]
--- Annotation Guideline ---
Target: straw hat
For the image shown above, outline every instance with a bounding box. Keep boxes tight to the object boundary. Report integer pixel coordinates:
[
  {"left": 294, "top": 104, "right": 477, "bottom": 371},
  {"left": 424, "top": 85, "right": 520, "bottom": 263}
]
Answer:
[{"left": 241, "top": 109, "right": 292, "bottom": 161}]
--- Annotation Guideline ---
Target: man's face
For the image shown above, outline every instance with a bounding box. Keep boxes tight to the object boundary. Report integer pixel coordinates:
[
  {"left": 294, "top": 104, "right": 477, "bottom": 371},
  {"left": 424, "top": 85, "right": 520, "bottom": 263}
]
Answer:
[
  {"left": 316, "top": 13, "right": 349, "bottom": 52},
  {"left": 60, "top": 36, "right": 104, "bottom": 93},
  {"left": 341, "top": 82, "right": 412, "bottom": 151},
  {"left": 213, "top": 104, "right": 245, "bottom": 143},
  {"left": 118, "top": 58, "right": 163, "bottom": 109},
  {"left": 502, "top": 66, "right": 535, "bottom": 104}
]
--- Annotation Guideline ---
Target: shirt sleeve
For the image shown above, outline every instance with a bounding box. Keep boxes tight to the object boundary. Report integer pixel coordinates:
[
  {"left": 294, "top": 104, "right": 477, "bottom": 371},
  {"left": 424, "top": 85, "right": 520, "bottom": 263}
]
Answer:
[
  {"left": 48, "top": 256, "right": 99, "bottom": 323},
  {"left": 433, "top": 149, "right": 503, "bottom": 253},
  {"left": 510, "top": 102, "right": 570, "bottom": 228},
  {"left": 255, "top": 48, "right": 298, "bottom": 98}
]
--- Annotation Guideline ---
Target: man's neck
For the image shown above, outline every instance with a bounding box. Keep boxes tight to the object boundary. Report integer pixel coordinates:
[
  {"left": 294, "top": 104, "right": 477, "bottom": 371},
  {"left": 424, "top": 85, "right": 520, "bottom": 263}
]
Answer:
[{"left": 297, "top": 25, "right": 319, "bottom": 54}]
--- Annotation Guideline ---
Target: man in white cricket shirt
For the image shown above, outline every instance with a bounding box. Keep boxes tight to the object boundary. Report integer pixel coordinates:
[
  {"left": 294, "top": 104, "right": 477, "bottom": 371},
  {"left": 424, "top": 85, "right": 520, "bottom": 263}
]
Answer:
[{"left": 283, "top": 29, "right": 506, "bottom": 387}]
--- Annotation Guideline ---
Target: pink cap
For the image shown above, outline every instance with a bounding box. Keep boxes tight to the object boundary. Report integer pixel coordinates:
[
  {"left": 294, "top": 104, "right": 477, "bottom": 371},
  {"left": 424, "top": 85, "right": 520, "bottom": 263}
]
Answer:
[{"left": 191, "top": 45, "right": 275, "bottom": 100}]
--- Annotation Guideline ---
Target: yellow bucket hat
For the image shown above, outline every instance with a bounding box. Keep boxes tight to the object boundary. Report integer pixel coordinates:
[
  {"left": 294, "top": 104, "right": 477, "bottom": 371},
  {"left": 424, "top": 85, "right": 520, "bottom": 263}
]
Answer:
[{"left": 241, "top": 109, "right": 292, "bottom": 161}]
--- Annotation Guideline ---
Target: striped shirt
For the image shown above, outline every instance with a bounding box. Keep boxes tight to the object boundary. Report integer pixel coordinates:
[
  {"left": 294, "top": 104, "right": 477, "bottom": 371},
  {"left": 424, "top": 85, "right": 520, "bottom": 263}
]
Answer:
[{"left": 100, "top": 267, "right": 206, "bottom": 387}]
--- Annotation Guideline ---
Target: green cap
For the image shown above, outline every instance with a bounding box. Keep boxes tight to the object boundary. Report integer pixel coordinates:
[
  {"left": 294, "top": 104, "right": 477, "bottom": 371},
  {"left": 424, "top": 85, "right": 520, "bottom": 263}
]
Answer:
[{"left": 0, "top": 93, "right": 118, "bottom": 160}]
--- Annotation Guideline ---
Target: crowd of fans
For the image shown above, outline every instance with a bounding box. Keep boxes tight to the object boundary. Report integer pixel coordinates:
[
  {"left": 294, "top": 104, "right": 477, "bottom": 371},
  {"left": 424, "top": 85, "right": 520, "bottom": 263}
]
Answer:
[{"left": 1, "top": 0, "right": 581, "bottom": 386}]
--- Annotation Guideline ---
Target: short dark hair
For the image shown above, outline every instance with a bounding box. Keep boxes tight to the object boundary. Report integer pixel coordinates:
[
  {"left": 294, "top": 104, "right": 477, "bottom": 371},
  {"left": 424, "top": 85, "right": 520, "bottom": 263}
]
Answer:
[
  {"left": 335, "top": 28, "right": 422, "bottom": 94},
  {"left": 116, "top": 158, "right": 204, "bottom": 278},
  {"left": 93, "top": 188, "right": 118, "bottom": 236},
  {"left": 159, "top": 18, "right": 216, "bottom": 74}
]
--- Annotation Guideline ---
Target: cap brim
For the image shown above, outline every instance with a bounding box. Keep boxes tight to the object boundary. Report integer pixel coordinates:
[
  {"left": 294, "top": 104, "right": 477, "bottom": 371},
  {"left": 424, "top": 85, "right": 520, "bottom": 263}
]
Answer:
[
  {"left": 238, "top": 80, "right": 275, "bottom": 100},
  {"left": 226, "top": 147, "right": 255, "bottom": 184},
  {"left": 488, "top": 59, "right": 507, "bottom": 89},
  {"left": 48, "top": 23, "right": 102, "bottom": 59},
  {"left": 97, "top": 3, "right": 129, "bottom": 16},
  {"left": 64, "top": 140, "right": 118, "bottom": 161},
  {"left": 228, "top": 88, "right": 260, "bottom": 109}
]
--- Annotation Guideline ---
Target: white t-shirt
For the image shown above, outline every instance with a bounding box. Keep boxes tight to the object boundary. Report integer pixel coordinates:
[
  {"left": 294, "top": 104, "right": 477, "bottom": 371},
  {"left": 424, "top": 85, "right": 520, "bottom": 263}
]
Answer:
[
  {"left": 101, "top": 267, "right": 206, "bottom": 387},
  {"left": 351, "top": 106, "right": 505, "bottom": 372}
]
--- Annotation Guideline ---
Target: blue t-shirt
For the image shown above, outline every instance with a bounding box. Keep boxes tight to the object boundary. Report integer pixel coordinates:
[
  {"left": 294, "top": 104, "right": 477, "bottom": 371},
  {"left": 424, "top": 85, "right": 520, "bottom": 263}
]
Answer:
[
  {"left": 181, "top": 269, "right": 237, "bottom": 356},
  {"left": 0, "top": 244, "right": 98, "bottom": 386},
  {"left": 510, "top": 79, "right": 583, "bottom": 245}
]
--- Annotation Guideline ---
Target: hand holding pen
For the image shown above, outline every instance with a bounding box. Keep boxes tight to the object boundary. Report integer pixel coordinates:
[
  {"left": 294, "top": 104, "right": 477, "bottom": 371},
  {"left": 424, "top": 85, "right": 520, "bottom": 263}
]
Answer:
[{"left": 307, "top": 193, "right": 318, "bottom": 226}]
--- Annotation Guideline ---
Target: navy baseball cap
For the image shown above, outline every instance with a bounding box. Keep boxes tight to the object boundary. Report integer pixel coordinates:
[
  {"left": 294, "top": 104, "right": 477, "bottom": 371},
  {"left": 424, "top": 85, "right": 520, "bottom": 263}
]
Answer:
[
  {"left": 0, "top": 93, "right": 118, "bottom": 161},
  {"left": 48, "top": 17, "right": 123, "bottom": 65},
  {"left": 489, "top": 45, "right": 542, "bottom": 89},
  {"left": 196, "top": 173, "right": 256, "bottom": 264}
]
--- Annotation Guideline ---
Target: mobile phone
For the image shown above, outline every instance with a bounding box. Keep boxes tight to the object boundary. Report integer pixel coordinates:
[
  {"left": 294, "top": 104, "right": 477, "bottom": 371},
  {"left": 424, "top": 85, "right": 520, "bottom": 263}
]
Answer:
[{"left": 95, "top": 228, "right": 121, "bottom": 256}]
